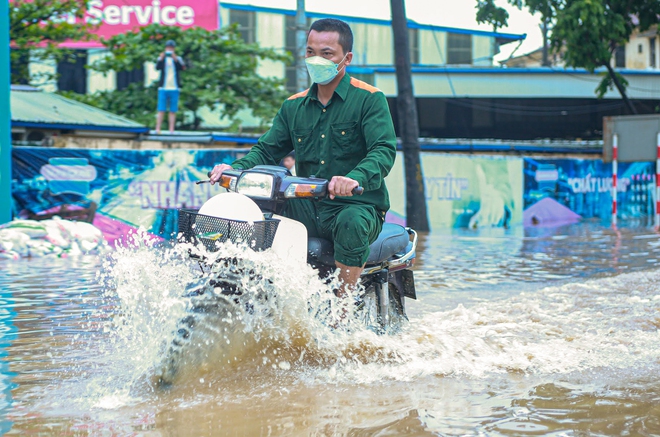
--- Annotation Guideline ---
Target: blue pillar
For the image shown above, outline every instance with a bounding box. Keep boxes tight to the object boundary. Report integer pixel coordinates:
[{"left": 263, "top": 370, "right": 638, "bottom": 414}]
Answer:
[{"left": 0, "top": 3, "right": 10, "bottom": 224}]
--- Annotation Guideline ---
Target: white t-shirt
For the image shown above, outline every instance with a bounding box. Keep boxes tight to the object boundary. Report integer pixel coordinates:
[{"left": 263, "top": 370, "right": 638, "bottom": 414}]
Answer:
[{"left": 163, "top": 57, "right": 177, "bottom": 90}]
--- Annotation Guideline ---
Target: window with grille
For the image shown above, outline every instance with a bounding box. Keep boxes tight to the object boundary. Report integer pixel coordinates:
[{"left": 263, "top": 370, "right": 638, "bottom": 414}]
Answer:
[
  {"left": 650, "top": 37, "right": 656, "bottom": 69},
  {"left": 409, "top": 28, "right": 420, "bottom": 65},
  {"left": 285, "top": 14, "right": 311, "bottom": 93},
  {"left": 447, "top": 33, "right": 472, "bottom": 65},
  {"left": 614, "top": 46, "right": 626, "bottom": 68},
  {"left": 10, "top": 50, "right": 30, "bottom": 85},
  {"left": 230, "top": 9, "right": 256, "bottom": 44},
  {"left": 57, "top": 50, "right": 87, "bottom": 94},
  {"left": 116, "top": 67, "right": 145, "bottom": 90}
]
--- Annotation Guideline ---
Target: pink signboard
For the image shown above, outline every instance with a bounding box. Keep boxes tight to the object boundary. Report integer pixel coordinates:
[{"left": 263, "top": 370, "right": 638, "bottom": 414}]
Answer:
[{"left": 59, "top": 0, "right": 219, "bottom": 48}]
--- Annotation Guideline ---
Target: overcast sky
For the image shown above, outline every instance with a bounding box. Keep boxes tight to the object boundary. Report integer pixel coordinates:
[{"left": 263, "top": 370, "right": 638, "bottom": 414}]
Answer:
[{"left": 222, "top": 0, "right": 543, "bottom": 63}]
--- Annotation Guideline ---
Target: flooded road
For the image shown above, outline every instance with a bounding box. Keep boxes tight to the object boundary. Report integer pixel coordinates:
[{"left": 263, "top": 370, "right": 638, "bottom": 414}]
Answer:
[{"left": 1, "top": 221, "right": 660, "bottom": 436}]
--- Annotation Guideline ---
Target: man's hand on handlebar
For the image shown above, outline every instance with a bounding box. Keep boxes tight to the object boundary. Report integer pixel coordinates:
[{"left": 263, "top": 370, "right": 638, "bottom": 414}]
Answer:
[
  {"left": 328, "top": 176, "right": 359, "bottom": 200},
  {"left": 209, "top": 164, "right": 233, "bottom": 184}
]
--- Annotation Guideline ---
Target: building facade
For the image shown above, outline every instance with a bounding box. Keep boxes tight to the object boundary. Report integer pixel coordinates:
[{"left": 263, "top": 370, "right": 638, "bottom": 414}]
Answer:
[
  {"left": 19, "top": 2, "right": 660, "bottom": 141},
  {"left": 39, "top": 8, "right": 657, "bottom": 89},
  {"left": 22, "top": 2, "right": 524, "bottom": 102},
  {"left": 623, "top": 26, "right": 660, "bottom": 70},
  {"left": 504, "top": 25, "right": 659, "bottom": 71}
]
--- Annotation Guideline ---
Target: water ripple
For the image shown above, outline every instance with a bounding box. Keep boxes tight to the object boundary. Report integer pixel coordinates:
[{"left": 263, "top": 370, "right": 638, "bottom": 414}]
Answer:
[{"left": 1, "top": 223, "right": 660, "bottom": 435}]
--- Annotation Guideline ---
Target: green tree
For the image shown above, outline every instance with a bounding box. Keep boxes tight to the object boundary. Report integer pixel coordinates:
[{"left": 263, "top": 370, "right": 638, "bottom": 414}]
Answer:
[
  {"left": 476, "top": 0, "right": 660, "bottom": 114},
  {"left": 73, "top": 24, "right": 290, "bottom": 131},
  {"left": 10, "top": 0, "right": 93, "bottom": 84}
]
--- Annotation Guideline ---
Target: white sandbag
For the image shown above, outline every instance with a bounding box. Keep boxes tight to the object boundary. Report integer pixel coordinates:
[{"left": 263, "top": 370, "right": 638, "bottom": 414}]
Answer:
[
  {"left": 79, "top": 239, "right": 99, "bottom": 252},
  {"left": 71, "top": 221, "right": 103, "bottom": 249},
  {"left": 26, "top": 241, "right": 47, "bottom": 257},
  {"left": 49, "top": 218, "right": 102, "bottom": 250},
  {"left": 0, "top": 229, "right": 30, "bottom": 257},
  {"left": 43, "top": 221, "right": 70, "bottom": 249},
  {"left": 26, "top": 239, "right": 58, "bottom": 257},
  {"left": 0, "top": 218, "right": 105, "bottom": 258},
  {"left": 0, "top": 240, "right": 11, "bottom": 252},
  {"left": 0, "top": 220, "right": 47, "bottom": 238},
  {"left": 47, "top": 217, "right": 75, "bottom": 240},
  {"left": 0, "top": 251, "right": 19, "bottom": 260},
  {"left": 66, "top": 241, "right": 82, "bottom": 256}
]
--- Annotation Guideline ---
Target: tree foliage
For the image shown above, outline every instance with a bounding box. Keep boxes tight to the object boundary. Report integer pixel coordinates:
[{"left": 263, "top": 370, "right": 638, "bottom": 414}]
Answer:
[
  {"left": 75, "top": 24, "right": 291, "bottom": 131},
  {"left": 476, "top": 0, "right": 660, "bottom": 114},
  {"left": 9, "top": 0, "right": 93, "bottom": 84}
]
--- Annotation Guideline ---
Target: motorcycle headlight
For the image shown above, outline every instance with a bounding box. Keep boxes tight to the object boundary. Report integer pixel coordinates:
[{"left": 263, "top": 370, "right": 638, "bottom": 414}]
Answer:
[{"left": 236, "top": 172, "right": 274, "bottom": 199}]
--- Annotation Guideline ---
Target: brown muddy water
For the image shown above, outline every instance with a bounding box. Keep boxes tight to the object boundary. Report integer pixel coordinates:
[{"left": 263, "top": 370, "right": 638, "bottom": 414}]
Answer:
[{"left": 1, "top": 221, "right": 660, "bottom": 436}]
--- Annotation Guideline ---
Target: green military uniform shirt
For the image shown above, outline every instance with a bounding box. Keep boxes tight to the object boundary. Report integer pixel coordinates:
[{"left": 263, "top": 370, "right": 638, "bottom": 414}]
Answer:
[{"left": 232, "top": 73, "right": 397, "bottom": 214}]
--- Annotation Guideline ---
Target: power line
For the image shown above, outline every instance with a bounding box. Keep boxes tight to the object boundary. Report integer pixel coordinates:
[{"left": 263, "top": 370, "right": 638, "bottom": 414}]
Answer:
[{"left": 444, "top": 98, "right": 626, "bottom": 116}]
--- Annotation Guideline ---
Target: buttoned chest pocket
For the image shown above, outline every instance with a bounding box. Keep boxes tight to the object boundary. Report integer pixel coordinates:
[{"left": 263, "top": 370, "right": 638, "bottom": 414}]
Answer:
[
  {"left": 331, "top": 121, "right": 360, "bottom": 153},
  {"left": 292, "top": 128, "right": 315, "bottom": 163}
]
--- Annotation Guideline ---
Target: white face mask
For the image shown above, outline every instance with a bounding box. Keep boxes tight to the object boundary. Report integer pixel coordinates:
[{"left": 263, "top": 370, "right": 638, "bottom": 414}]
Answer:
[{"left": 305, "top": 53, "right": 348, "bottom": 85}]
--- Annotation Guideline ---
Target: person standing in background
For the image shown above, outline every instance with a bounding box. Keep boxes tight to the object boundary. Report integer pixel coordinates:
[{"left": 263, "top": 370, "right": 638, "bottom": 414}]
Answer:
[{"left": 155, "top": 40, "right": 185, "bottom": 134}]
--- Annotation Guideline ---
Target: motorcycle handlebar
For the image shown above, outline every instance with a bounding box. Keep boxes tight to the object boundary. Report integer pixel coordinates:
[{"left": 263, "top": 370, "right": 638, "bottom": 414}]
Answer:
[{"left": 205, "top": 170, "right": 363, "bottom": 195}]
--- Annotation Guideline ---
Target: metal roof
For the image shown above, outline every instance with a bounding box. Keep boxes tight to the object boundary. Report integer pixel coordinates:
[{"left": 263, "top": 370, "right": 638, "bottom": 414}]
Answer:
[
  {"left": 219, "top": 3, "right": 526, "bottom": 43},
  {"left": 10, "top": 85, "right": 148, "bottom": 133},
  {"left": 353, "top": 66, "right": 660, "bottom": 100}
]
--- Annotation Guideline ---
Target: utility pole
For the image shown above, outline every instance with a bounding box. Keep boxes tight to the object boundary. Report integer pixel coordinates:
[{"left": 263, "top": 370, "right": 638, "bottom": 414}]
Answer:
[
  {"left": 295, "top": 0, "right": 308, "bottom": 92},
  {"left": 390, "top": 0, "right": 429, "bottom": 232},
  {"left": 0, "top": 2, "right": 11, "bottom": 224}
]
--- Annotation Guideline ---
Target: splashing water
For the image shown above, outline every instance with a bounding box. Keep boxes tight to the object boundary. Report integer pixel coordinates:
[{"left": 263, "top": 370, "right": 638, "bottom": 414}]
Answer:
[
  {"left": 336, "top": 271, "right": 660, "bottom": 384},
  {"left": 87, "top": 228, "right": 660, "bottom": 399},
  {"left": 89, "top": 229, "right": 389, "bottom": 396}
]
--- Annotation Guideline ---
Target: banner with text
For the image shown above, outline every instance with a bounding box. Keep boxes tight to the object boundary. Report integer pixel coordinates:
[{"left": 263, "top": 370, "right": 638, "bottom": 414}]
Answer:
[
  {"left": 523, "top": 158, "right": 655, "bottom": 225},
  {"left": 27, "top": 0, "right": 219, "bottom": 48},
  {"left": 386, "top": 153, "right": 524, "bottom": 230},
  {"left": 13, "top": 149, "right": 654, "bottom": 240},
  {"left": 12, "top": 147, "right": 244, "bottom": 244}
]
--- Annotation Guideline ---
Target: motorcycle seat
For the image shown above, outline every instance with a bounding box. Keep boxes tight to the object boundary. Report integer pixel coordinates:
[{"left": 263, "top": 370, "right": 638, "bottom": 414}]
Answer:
[{"left": 307, "top": 223, "right": 410, "bottom": 267}]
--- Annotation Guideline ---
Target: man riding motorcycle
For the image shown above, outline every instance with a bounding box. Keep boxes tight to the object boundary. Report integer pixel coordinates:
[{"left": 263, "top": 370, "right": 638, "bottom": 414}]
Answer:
[{"left": 210, "top": 18, "right": 397, "bottom": 297}]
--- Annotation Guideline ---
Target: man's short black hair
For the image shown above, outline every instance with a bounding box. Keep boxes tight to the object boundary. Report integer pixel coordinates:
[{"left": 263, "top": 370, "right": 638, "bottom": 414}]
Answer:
[{"left": 308, "top": 18, "right": 353, "bottom": 54}]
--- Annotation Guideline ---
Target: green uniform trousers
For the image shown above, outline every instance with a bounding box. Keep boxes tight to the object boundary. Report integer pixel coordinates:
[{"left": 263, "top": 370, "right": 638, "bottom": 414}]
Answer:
[{"left": 283, "top": 199, "right": 383, "bottom": 267}]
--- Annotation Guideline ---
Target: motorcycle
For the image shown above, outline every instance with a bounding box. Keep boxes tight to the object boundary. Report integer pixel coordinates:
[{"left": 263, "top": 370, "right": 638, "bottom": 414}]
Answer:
[{"left": 155, "top": 165, "right": 417, "bottom": 386}]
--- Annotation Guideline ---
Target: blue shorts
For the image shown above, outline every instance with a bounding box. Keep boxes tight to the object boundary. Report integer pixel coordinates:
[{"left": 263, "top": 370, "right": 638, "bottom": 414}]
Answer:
[{"left": 157, "top": 89, "right": 179, "bottom": 112}]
